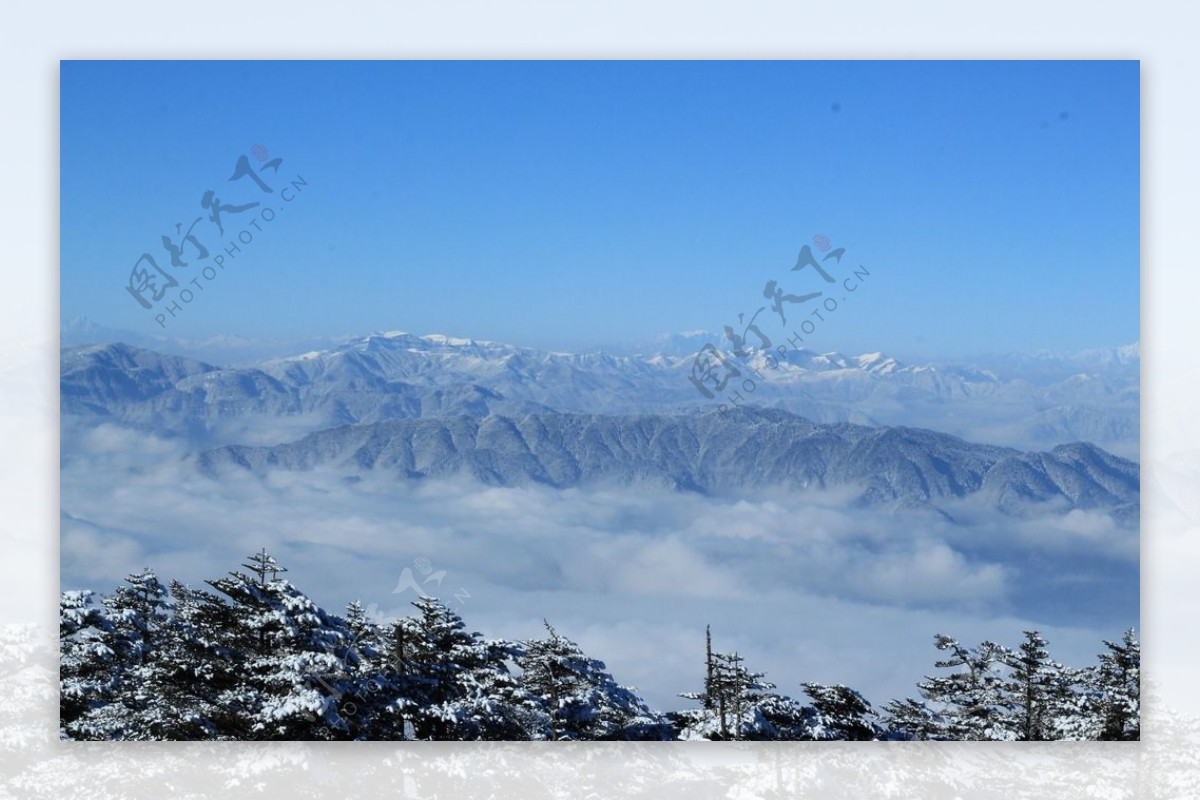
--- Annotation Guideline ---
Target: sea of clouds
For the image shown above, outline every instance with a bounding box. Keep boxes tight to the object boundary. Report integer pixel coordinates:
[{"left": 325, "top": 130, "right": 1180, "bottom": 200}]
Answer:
[{"left": 60, "top": 418, "right": 1138, "bottom": 710}]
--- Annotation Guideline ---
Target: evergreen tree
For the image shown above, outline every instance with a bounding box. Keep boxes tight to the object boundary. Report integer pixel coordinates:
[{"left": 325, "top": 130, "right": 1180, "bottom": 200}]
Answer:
[
  {"left": 102, "top": 568, "right": 172, "bottom": 667},
  {"left": 708, "top": 651, "right": 776, "bottom": 740},
  {"left": 390, "top": 596, "right": 530, "bottom": 740},
  {"left": 206, "top": 549, "right": 354, "bottom": 739},
  {"left": 79, "top": 569, "right": 174, "bottom": 739},
  {"left": 1093, "top": 628, "right": 1140, "bottom": 741},
  {"left": 59, "top": 590, "right": 115, "bottom": 739},
  {"left": 384, "top": 616, "right": 421, "bottom": 739},
  {"left": 392, "top": 596, "right": 468, "bottom": 739},
  {"left": 123, "top": 581, "right": 245, "bottom": 739},
  {"left": 517, "top": 621, "right": 662, "bottom": 740},
  {"left": 432, "top": 634, "right": 530, "bottom": 740},
  {"left": 917, "top": 635, "right": 1012, "bottom": 740},
  {"left": 750, "top": 692, "right": 817, "bottom": 740},
  {"left": 325, "top": 600, "right": 403, "bottom": 739},
  {"left": 1000, "top": 630, "right": 1077, "bottom": 741},
  {"left": 801, "top": 682, "right": 880, "bottom": 741},
  {"left": 677, "top": 631, "right": 795, "bottom": 741},
  {"left": 1044, "top": 663, "right": 1097, "bottom": 741},
  {"left": 58, "top": 551, "right": 1143, "bottom": 743},
  {"left": 881, "top": 697, "right": 945, "bottom": 740}
]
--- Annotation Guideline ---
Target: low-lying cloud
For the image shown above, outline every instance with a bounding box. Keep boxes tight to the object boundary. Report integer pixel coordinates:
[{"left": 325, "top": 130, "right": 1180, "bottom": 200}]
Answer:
[{"left": 60, "top": 424, "right": 1139, "bottom": 710}]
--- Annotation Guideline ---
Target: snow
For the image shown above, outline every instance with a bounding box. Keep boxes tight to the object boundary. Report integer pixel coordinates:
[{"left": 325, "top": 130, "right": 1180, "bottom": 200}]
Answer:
[{"left": 58, "top": 561, "right": 1141, "bottom": 742}]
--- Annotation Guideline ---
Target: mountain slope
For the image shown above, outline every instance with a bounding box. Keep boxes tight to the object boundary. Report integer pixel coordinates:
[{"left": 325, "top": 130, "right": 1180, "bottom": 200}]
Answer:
[
  {"left": 60, "top": 334, "right": 1140, "bottom": 457},
  {"left": 195, "top": 408, "right": 1139, "bottom": 515}
]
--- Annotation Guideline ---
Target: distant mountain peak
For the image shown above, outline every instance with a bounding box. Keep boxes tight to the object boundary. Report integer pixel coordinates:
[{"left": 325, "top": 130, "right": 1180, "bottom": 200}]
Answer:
[{"left": 61, "top": 328, "right": 1140, "bottom": 459}]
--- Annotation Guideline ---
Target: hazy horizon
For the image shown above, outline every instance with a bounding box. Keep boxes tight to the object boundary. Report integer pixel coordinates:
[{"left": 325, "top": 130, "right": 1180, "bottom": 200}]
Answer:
[{"left": 61, "top": 312, "right": 1140, "bottom": 366}]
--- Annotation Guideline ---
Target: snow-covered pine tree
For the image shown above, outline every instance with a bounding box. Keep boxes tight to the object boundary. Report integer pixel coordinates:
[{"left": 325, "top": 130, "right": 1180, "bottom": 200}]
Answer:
[
  {"left": 384, "top": 616, "right": 421, "bottom": 739},
  {"left": 704, "top": 624, "right": 714, "bottom": 711},
  {"left": 1000, "top": 630, "right": 1078, "bottom": 741},
  {"left": 1093, "top": 628, "right": 1140, "bottom": 741},
  {"left": 206, "top": 549, "right": 354, "bottom": 740},
  {"left": 675, "top": 624, "right": 719, "bottom": 738},
  {"left": 917, "top": 635, "right": 1012, "bottom": 740},
  {"left": 77, "top": 569, "right": 174, "bottom": 739},
  {"left": 390, "top": 595, "right": 471, "bottom": 740},
  {"left": 1044, "top": 662, "right": 1099, "bottom": 741},
  {"left": 1001, "top": 630, "right": 1049, "bottom": 741},
  {"left": 675, "top": 628, "right": 719, "bottom": 740},
  {"left": 750, "top": 692, "right": 816, "bottom": 741},
  {"left": 430, "top": 630, "right": 530, "bottom": 741},
  {"left": 389, "top": 596, "right": 531, "bottom": 740},
  {"left": 800, "top": 682, "right": 880, "bottom": 741},
  {"left": 326, "top": 600, "right": 404, "bottom": 739},
  {"left": 675, "top": 639, "right": 785, "bottom": 741},
  {"left": 59, "top": 590, "right": 115, "bottom": 739},
  {"left": 102, "top": 569, "right": 172, "bottom": 666},
  {"left": 710, "top": 651, "right": 776, "bottom": 740},
  {"left": 117, "top": 580, "right": 243, "bottom": 739},
  {"left": 517, "top": 620, "right": 663, "bottom": 741},
  {"left": 881, "top": 697, "right": 945, "bottom": 740}
]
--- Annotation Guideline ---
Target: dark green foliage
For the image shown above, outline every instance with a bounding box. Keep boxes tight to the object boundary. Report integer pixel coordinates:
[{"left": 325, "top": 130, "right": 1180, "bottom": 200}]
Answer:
[
  {"left": 59, "top": 554, "right": 1139, "bottom": 741},
  {"left": 1095, "top": 628, "right": 1140, "bottom": 741}
]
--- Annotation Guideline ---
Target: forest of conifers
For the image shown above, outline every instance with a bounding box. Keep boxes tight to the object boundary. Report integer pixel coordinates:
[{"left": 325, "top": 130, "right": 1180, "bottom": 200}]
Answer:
[{"left": 59, "top": 550, "right": 1139, "bottom": 741}]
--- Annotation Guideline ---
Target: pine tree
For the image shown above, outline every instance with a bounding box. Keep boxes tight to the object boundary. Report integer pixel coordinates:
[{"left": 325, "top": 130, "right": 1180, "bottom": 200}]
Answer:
[
  {"left": 206, "top": 549, "right": 354, "bottom": 739},
  {"left": 59, "top": 590, "right": 115, "bottom": 739},
  {"left": 708, "top": 651, "right": 777, "bottom": 740},
  {"left": 917, "top": 635, "right": 1012, "bottom": 740},
  {"left": 102, "top": 568, "right": 172, "bottom": 667},
  {"left": 517, "top": 621, "right": 662, "bottom": 741},
  {"left": 801, "top": 682, "right": 879, "bottom": 741},
  {"left": 881, "top": 697, "right": 944, "bottom": 740},
  {"left": 78, "top": 569, "right": 174, "bottom": 739},
  {"left": 390, "top": 596, "right": 471, "bottom": 740},
  {"left": 675, "top": 626, "right": 722, "bottom": 740},
  {"left": 1045, "top": 663, "right": 1097, "bottom": 741},
  {"left": 385, "top": 616, "right": 420, "bottom": 739},
  {"left": 434, "top": 633, "right": 530, "bottom": 741},
  {"left": 999, "top": 630, "right": 1083, "bottom": 741},
  {"left": 324, "top": 600, "right": 403, "bottom": 739},
  {"left": 751, "top": 692, "right": 816, "bottom": 740},
  {"left": 59, "top": 551, "right": 1144, "bottom": 743},
  {"left": 389, "top": 596, "right": 530, "bottom": 740},
  {"left": 1093, "top": 628, "right": 1140, "bottom": 741},
  {"left": 122, "top": 581, "right": 244, "bottom": 739},
  {"left": 677, "top": 634, "right": 786, "bottom": 741},
  {"left": 677, "top": 627, "right": 824, "bottom": 741}
]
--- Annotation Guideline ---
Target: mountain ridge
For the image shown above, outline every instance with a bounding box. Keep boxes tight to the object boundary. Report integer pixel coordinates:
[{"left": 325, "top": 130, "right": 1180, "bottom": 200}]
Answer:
[
  {"left": 61, "top": 334, "right": 1140, "bottom": 458},
  {"left": 194, "top": 407, "right": 1139, "bottom": 518}
]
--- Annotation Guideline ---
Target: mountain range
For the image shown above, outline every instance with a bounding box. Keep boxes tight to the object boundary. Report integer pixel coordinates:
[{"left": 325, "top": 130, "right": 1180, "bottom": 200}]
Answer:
[
  {"left": 60, "top": 330, "right": 1139, "bottom": 458},
  {"left": 194, "top": 407, "right": 1139, "bottom": 518},
  {"left": 59, "top": 331, "right": 1140, "bottom": 518}
]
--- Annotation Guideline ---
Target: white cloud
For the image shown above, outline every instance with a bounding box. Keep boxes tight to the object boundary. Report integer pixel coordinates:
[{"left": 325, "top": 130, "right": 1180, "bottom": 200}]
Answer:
[{"left": 59, "top": 424, "right": 1139, "bottom": 710}]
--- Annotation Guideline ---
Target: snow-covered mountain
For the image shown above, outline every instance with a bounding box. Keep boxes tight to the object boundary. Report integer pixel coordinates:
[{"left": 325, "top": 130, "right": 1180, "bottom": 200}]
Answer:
[
  {"left": 194, "top": 407, "right": 1138, "bottom": 517},
  {"left": 60, "top": 315, "right": 348, "bottom": 367},
  {"left": 61, "top": 331, "right": 1140, "bottom": 457}
]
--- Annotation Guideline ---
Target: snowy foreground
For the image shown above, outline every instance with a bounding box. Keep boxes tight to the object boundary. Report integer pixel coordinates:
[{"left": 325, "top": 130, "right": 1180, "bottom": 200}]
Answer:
[{"left": 60, "top": 550, "right": 1139, "bottom": 742}]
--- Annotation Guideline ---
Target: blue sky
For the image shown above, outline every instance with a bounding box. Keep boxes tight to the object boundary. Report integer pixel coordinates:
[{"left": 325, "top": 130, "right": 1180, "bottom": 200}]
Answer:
[{"left": 61, "top": 60, "right": 1139, "bottom": 357}]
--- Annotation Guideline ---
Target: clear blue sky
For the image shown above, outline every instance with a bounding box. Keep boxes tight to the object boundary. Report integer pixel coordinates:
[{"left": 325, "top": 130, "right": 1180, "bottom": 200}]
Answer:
[{"left": 61, "top": 60, "right": 1139, "bottom": 357}]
